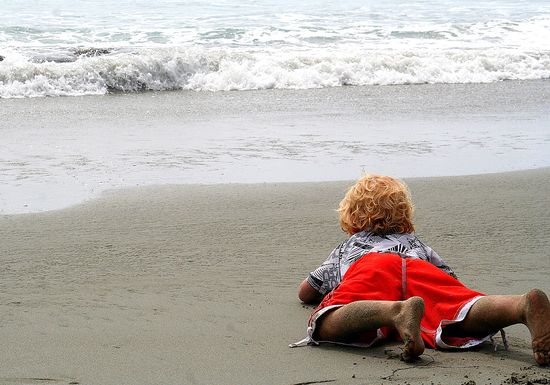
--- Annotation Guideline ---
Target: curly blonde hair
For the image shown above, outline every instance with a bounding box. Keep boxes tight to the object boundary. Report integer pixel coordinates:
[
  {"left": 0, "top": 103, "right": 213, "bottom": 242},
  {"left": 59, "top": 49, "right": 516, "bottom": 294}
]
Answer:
[{"left": 338, "top": 174, "right": 415, "bottom": 235}]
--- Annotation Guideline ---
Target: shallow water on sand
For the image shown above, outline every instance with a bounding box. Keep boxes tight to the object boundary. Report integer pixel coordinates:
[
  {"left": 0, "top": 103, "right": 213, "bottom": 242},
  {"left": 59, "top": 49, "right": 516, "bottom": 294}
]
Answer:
[{"left": 1, "top": 80, "right": 549, "bottom": 214}]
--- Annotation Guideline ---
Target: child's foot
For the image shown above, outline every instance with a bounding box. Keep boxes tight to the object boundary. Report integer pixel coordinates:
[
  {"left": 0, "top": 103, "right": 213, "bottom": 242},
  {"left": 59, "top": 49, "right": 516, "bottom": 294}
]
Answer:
[
  {"left": 394, "top": 296, "right": 425, "bottom": 362},
  {"left": 523, "top": 289, "right": 550, "bottom": 366}
]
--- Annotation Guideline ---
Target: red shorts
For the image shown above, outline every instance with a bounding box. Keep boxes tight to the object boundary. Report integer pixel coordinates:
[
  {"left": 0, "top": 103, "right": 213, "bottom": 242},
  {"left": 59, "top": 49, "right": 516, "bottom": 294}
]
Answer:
[{"left": 309, "top": 253, "right": 491, "bottom": 349}]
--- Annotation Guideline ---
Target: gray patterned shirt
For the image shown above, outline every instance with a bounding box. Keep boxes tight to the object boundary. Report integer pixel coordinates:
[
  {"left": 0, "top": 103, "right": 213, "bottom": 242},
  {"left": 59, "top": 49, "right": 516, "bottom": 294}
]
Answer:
[{"left": 307, "top": 231, "right": 455, "bottom": 295}]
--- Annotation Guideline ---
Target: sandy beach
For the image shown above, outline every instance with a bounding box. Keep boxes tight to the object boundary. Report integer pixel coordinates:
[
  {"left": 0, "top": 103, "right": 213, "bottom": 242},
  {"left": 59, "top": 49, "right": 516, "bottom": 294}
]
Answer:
[
  {"left": 1, "top": 168, "right": 549, "bottom": 385},
  {"left": 3, "top": 1, "right": 550, "bottom": 383}
]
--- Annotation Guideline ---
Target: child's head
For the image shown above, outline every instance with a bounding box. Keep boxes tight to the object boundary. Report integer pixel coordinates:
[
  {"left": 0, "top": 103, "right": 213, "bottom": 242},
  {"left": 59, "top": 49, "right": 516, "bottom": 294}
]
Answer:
[{"left": 338, "top": 174, "right": 415, "bottom": 235}]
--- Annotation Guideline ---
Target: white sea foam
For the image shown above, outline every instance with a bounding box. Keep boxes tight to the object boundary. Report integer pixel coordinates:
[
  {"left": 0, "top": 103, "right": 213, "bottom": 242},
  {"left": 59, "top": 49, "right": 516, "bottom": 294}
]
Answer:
[
  {"left": 1, "top": 46, "right": 549, "bottom": 98},
  {"left": 1, "top": 0, "right": 550, "bottom": 97}
]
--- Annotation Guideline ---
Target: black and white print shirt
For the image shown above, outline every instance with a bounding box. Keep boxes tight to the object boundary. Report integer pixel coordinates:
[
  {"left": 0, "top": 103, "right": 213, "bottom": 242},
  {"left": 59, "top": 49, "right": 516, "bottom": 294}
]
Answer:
[{"left": 307, "top": 231, "right": 455, "bottom": 295}]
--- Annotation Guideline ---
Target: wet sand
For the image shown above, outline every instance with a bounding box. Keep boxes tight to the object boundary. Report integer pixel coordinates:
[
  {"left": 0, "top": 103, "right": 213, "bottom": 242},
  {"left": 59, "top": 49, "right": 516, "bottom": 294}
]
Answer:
[{"left": 0, "top": 168, "right": 549, "bottom": 385}]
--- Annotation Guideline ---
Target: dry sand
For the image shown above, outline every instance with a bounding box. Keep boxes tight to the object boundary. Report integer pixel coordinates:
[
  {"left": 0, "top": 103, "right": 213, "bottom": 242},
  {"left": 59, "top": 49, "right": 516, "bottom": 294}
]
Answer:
[{"left": 0, "top": 168, "right": 549, "bottom": 385}]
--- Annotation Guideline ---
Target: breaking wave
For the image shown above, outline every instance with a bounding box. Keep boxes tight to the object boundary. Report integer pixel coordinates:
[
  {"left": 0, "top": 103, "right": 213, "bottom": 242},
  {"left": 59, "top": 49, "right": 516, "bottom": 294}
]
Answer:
[{"left": 1, "top": 46, "right": 549, "bottom": 98}]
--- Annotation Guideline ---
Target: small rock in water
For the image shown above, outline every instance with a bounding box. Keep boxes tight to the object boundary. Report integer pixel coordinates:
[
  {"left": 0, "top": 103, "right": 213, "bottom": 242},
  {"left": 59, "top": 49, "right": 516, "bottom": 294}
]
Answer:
[{"left": 73, "top": 47, "right": 111, "bottom": 57}]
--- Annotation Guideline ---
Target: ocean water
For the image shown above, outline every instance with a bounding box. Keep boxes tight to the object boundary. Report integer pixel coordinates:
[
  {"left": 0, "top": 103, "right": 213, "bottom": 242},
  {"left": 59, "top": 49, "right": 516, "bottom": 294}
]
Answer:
[
  {"left": 1, "top": 1, "right": 550, "bottom": 214},
  {"left": 1, "top": 0, "right": 550, "bottom": 97}
]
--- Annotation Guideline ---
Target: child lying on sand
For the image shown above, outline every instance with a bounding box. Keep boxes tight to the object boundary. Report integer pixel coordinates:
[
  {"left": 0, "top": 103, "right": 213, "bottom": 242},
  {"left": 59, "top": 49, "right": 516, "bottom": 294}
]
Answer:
[{"left": 292, "top": 174, "right": 550, "bottom": 365}]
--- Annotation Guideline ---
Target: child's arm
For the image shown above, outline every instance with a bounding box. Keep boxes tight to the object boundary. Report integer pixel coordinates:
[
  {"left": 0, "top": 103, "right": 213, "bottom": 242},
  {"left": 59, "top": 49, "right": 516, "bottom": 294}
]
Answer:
[
  {"left": 298, "top": 241, "right": 345, "bottom": 303},
  {"left": 298, "top": 279, "right": 324, "bottom": 304}
]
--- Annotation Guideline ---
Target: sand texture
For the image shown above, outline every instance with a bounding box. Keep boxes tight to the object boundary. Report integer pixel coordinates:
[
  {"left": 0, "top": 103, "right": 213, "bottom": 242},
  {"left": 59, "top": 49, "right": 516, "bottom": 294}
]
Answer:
[{"left": 1, "top": 168, "right": 549, "bottom": 385}]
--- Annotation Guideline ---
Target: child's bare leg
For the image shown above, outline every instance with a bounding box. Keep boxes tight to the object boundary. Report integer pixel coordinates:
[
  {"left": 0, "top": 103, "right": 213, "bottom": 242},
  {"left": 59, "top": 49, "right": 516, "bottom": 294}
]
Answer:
[
  {"left": 445, "top": 289, "right": 550, "bottom": 366},
  {"left": 315, "top": 297, "right": 425, "bottom": 362}
]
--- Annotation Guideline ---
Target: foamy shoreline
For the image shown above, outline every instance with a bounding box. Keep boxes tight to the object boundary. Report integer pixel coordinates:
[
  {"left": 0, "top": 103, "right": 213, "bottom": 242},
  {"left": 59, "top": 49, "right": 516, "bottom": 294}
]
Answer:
[{"left": 2, "top": 0, "right": 549, "bottom": 98}]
